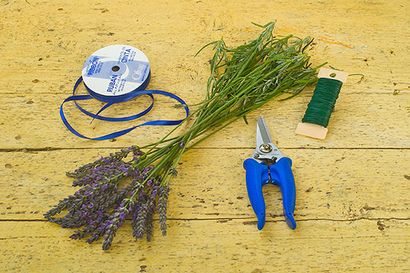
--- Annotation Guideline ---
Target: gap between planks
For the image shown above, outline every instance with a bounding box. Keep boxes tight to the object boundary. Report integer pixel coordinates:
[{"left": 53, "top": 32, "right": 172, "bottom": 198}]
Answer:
[
  {"left": 1, "top": 217, "right": 409, "bottom": 223},
  {"left": 1, "top": 147, "right": 410, "bottom": 153}
]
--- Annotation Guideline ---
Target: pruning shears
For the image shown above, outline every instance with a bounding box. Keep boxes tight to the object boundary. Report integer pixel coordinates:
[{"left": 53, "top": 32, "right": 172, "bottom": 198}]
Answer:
[{"left": 243, "top": 116, "right": 296, "bottom": 230}]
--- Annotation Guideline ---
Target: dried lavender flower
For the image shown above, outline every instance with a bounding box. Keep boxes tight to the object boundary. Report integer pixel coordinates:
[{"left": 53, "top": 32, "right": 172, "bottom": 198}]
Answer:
[
  {"left": 132, "top": 193, "right": 147, "bottom": 239},
  {"left": 158, "top": 184, "right": 170, "bottom": 236},
  {"left": 102, "top": 202, "right": 130, "bottom": 250}
]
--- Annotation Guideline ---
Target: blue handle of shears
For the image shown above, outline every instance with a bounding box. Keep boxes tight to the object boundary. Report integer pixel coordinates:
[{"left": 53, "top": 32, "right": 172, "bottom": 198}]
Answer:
[
  {"left": 270, "top": 157, "right": 297, "bottom": 229},
  {"left": 244, "top": 158, "right": 269, "bottom": 230},
  {"left": 243, "top": 157, "right": 296, "bottom": 230}
]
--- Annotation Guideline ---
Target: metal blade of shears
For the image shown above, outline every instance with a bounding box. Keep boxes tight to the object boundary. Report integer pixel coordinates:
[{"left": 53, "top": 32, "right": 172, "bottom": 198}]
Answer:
[{"left": 256, "top": 116, "right": 272, "bottom": 147}]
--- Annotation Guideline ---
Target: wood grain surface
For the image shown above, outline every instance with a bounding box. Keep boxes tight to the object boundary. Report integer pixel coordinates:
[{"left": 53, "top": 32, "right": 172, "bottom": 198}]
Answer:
[{"left": 0, "top": 0, "right": 409, "bottom": 272}]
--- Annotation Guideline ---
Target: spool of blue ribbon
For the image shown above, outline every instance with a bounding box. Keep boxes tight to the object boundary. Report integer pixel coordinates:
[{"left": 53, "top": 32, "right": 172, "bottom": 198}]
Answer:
[{"left": 59, "top": 45, "right": 190, "bottom": 141}]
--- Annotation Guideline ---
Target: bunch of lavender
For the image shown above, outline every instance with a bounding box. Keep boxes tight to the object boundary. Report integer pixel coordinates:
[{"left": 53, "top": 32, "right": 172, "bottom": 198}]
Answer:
[
  {"left": 44, "top": 146, "right": 169, "bottom": 250},
  {"left": 46, "top": 22, "right": 321, "bottom": 250}
]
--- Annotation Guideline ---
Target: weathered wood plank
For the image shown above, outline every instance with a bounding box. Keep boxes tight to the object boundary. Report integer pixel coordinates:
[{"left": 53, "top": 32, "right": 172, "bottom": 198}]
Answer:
[
  {"left": 1, "top": 1, "right": 409, "bottom": 150},
  {"left": 0, "top": 1, "right": 409, "bottom": 98},
  {"left": 1, "top": 0, "right": 409, "bottom": 272},
  {"left": 1, "top": 93, "right": 409, "bottom": 149},
  {"left": 1, "top": 149, "right": 409, "bottom": 220},
  {"left": 0, "top": 220, "right": 408, "bottom": 273}
]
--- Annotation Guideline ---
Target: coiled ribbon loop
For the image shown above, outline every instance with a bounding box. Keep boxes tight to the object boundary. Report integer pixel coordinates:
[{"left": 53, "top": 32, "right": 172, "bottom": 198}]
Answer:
[{"left": 60, "top": 77, "right": 189, "bottom": 141}]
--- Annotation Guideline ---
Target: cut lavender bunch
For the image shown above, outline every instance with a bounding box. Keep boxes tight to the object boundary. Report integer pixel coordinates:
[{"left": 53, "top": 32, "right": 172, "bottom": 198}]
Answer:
[
  {"left": 46, "top": 22, "right": 322, "bottom": 250},
  {"left": 44, "top": 145, "right": 168, "bottom": 249}
]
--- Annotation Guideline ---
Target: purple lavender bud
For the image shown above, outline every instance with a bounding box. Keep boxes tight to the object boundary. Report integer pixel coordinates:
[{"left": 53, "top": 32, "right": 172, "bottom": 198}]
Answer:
[
  {"left": 147, "top": 179, "right": 153, "bottom": 187},
  {"left": 151, "top": 188, "right": 158, "bottom": 198},
  {"left": 119, "top": 212, "right": 126, "bottom": 222},
  {"left": 84, "top": 190, "right": 92, "bottom": 196},
  {"left": 142, "top": 166, "right": 153, "bottom": 175}
]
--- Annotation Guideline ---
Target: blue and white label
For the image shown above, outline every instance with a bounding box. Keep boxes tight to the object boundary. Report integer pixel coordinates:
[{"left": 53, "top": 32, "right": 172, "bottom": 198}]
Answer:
[{"left": 81, "top": 45, "right": 150, "bottom": 97}]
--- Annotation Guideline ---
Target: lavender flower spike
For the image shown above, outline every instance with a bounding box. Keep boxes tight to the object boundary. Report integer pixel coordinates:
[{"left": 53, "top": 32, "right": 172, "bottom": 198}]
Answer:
[
  {"left": 158, "top": 184, "right": 170, "bottom": 236},
  {"left": 102, "top": 202, "right": 130, "bottom": 250}
]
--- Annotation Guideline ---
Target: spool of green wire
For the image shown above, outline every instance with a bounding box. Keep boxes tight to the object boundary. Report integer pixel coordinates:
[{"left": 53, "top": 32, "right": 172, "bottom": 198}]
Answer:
[
  {"left": 302, "top": 77, "right": 343, "bottom": 127},
  {"left": 295, "top": 68, "right": 348, "bottom": 139}
]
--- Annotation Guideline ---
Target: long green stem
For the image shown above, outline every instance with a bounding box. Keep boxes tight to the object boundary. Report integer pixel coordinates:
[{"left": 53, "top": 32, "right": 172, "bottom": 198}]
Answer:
[{"left": 126, "top": 22, "right": 321, "bottom": 205}]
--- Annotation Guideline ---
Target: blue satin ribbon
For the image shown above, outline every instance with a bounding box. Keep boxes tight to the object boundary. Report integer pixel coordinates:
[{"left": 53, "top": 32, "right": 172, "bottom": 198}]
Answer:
[{"left": 60, "top": 76, "right": 190, "bottom": 140}]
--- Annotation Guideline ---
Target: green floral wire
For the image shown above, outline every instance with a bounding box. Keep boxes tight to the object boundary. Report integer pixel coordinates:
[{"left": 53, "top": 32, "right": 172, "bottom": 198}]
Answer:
[{"left": 302, "top": 77, "right": 343, "bottom": 127}]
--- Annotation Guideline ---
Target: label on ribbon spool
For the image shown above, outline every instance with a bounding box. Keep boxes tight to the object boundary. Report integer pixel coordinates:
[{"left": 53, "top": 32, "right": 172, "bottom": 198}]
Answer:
[{"left": 81, "top": 45, "right": 150, "bottom": 97}]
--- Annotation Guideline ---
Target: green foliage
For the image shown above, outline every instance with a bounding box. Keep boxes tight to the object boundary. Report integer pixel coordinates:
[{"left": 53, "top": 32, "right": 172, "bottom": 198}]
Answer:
[{"left": 134, "top": 22, "right": 321, "bottom": 190}]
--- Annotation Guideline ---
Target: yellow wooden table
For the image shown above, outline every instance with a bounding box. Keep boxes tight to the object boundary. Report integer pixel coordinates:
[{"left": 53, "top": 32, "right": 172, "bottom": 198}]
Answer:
[{"left": 0, "top": 1, "right": 409, "bottom": 272}]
